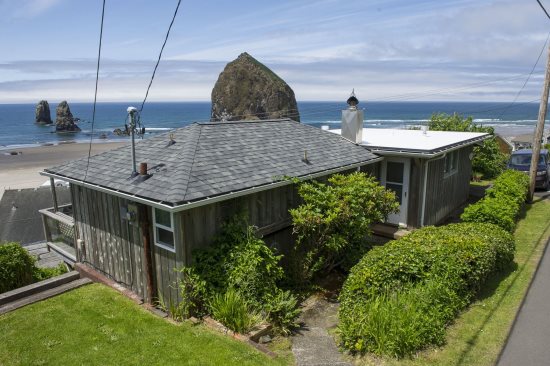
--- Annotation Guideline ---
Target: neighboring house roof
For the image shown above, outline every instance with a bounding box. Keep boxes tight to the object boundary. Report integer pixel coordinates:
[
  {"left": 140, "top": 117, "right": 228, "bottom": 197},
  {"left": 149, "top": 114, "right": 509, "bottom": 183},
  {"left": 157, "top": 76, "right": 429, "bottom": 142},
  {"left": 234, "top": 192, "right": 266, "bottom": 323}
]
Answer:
[
  {"left": 43, "top": 119, "right": 380, "bottom": 209},
  {"left": 0, "top": 187, "right": 71, "bottom": 245},
  {"left": 330, "top": 128, "right": 489, "bottom": 156}
]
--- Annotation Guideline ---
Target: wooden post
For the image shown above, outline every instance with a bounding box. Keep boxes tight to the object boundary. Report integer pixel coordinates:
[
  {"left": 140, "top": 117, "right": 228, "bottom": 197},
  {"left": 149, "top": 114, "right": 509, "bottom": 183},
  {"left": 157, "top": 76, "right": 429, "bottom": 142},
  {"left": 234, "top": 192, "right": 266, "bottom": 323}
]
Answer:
[
  {"left": 140, "top": 205, "right": 155, "bottom": 304},
  {"left": 50, "top": 177, "right": 59, "bottom": 212},
  {"left": 529, "top": 44, "right": 550, "bottom": 202}
]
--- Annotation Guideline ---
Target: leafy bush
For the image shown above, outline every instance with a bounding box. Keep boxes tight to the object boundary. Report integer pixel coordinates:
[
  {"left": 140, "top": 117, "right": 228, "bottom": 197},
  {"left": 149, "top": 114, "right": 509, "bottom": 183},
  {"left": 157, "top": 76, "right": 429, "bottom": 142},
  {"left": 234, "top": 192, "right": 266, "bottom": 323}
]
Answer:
[
  {"left": 209, "top": 288, "right": 262, "bottom": 334},
  {"left": 429, "top": 113, "right": 508, "bottom": 179},
  {"left": 290, "top": 172, "right": 398, "bottom": 283},
  {"left": 187, "top": 214, "right": 300, "bottom": 332},
  {"left": 0, "top": 243, "right": 36, "bottom": 293},
  {"left": 461, "top": 169, "right": 529, "bottom": 232},
  {"left": 156, "top": 269, "right": 205, "bottom": 321},
  {"left": 339, "top": 223, "right": 514, "bottom": 357},
  {"left": 265, "top": 289, "right": 300, "bottom": 335},
  {"left": 193, "top": 214, "right": 284, "bottom": 308},
  {"left": 0, "top": 243, "right": 67, "bottom": 293},
  {"left": 33, "top": 263, "right": 68, "bottom": 282}
]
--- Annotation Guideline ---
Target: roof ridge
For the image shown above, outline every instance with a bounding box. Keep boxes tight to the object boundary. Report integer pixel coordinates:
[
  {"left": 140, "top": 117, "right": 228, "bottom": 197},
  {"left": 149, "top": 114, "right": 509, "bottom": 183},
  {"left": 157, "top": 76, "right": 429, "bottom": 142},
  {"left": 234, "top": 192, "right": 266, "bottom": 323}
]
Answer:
[
  {"left": 165, "top": 123, "right": 204, "bottom": 203},
  {"left": 196, "top": 118, "right": 293, "bottom": 126}
]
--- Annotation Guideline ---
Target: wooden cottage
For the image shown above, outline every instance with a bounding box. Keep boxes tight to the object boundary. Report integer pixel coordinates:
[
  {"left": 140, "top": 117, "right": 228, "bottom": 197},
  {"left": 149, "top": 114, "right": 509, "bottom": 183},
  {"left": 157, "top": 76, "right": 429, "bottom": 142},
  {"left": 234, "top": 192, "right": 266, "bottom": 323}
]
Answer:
[
  {"left": 331, "top": 119, "right": 490, "bottom": 227},
  {"left": 40, "top": 119, "right": 380, "bottom": 302}
]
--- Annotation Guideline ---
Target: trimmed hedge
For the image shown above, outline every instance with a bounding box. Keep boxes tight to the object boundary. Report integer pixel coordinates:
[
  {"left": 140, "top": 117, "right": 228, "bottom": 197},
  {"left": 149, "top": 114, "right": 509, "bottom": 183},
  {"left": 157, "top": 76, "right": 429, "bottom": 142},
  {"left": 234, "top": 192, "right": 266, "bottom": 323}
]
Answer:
[
  {"left": 461, "top": 170, "right": 529, "bottom": 232},
  {"left": 338, "top": 223, "right": 515, "bottom": 357}
]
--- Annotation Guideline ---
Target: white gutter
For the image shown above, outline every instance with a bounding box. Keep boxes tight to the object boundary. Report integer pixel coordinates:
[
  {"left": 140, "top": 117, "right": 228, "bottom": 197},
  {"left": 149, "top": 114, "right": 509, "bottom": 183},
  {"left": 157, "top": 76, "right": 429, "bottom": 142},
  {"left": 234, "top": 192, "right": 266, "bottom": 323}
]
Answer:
[{"left": 40, "top": 157, "right": 383, "bottom": 214}]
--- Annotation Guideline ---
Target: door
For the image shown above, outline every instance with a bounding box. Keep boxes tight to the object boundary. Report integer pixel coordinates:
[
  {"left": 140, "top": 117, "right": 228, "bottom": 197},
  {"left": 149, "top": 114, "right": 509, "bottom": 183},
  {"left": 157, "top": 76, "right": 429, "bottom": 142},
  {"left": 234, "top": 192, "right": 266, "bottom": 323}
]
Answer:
[{"left": 380, "top": 157, "right": 410, "bottom": 227}]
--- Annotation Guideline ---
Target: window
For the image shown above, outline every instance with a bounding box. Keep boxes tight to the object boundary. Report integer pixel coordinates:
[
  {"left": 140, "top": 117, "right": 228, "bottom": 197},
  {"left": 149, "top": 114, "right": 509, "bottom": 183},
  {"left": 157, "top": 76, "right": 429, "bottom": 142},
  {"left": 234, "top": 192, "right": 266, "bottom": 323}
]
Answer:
[
  {"left": 153, "top": 208, "right": 175, "bottom": 252},
  {"left": 444, "top": 151, "right": 459, "bottom": 177}
]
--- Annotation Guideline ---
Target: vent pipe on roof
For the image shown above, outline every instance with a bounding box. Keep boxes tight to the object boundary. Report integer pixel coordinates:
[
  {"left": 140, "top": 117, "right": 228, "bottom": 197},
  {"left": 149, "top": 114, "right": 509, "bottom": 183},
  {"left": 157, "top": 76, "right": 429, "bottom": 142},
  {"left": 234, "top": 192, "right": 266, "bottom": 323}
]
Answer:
[{"left": 341, "top": 89, "right": 364, "bottom": 144}]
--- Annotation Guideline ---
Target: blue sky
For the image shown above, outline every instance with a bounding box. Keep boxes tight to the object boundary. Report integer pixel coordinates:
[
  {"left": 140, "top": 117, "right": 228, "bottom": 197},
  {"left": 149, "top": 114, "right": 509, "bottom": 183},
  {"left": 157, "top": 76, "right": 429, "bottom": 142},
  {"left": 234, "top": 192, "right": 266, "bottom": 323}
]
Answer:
[{"left": 0, "top": 0, "right": 549, "bottom": 103}]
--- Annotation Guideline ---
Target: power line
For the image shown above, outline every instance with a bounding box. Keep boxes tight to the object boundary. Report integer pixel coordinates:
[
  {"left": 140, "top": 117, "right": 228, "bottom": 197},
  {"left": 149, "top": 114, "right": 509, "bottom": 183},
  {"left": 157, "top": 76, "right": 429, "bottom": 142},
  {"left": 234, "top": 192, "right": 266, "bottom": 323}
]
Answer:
[
  {"left": 139, "top": 0, "right": 182, "bottom": 114},
  {"left": 537, "top": 0, "right": 550, "bottom": 20},
  {"left": 495, "top": 31, "right": 550, "bottom": 120},
  {"left": 84, "top": 0, "right": 106, "bottom": 182}
]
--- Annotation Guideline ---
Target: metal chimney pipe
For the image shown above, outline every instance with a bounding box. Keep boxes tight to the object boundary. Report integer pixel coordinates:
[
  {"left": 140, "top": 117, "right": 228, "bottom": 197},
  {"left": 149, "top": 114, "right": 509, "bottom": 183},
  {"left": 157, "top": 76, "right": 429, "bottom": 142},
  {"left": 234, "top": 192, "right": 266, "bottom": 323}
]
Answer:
[
  {"left": 127, "top": 106, "right": 138, "bottom": 176},
  {"left": 139, "top": 162, "right": 148, "bottom": 176}
]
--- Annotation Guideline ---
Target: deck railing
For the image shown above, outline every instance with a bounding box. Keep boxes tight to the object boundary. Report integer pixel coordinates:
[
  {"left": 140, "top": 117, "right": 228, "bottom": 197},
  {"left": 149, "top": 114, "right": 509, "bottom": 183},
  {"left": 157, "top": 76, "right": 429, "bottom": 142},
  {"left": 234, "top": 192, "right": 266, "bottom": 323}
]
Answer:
[{"left": 39, "top": 204, "right": 77, "bottom": 263}]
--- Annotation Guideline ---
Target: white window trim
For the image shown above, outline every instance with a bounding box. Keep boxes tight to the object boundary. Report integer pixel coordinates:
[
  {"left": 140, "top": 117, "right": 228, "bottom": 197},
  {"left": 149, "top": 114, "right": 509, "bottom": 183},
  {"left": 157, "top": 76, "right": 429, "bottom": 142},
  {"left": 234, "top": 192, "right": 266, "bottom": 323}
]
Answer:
[
  {"left": 153, "top": 208, "right": 176, "bottom": 253},
  {"left": 444, "top": 150, "right": 459, "bottom": 178}
]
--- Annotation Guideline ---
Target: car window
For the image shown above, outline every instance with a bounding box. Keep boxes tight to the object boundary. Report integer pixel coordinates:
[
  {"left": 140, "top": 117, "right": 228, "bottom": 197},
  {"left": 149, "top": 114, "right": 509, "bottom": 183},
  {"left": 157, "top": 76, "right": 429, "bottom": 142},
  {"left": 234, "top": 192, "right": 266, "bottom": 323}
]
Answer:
[{"left": 510, "top": 154, "right": 545, "bottom": 166}]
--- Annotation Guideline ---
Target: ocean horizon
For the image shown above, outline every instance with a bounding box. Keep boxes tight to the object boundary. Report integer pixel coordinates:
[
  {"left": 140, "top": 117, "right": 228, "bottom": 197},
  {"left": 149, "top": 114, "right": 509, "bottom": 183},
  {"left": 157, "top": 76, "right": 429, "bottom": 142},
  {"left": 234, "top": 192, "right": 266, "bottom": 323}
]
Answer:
[{"left": 0, "top": 101, "right": 545, "bottom": 150}]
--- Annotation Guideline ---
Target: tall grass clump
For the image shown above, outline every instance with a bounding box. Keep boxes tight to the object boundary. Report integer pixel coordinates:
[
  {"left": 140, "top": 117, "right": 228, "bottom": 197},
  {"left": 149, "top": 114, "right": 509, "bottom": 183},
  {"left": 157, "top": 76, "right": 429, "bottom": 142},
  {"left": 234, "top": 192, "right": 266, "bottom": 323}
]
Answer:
[
  {"left": 210, "top": 288, "right": 262, "bottom": 334},
  {"left": 338, "top": 223, "right": 514, "bottom": 358}
]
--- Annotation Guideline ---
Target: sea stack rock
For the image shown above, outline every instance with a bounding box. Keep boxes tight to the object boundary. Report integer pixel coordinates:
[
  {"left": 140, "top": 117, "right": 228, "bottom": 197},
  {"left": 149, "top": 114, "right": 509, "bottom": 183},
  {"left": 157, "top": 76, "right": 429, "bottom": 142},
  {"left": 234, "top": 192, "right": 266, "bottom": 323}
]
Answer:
[
  {"left": 55, "top": 101, "right": 81, "bottom": 132},
  {"left": 35, "top": 100, "right": 53, "bottom": 124},
  {"left": 211, "top": 52, "right": 300, "bottom": 122}
]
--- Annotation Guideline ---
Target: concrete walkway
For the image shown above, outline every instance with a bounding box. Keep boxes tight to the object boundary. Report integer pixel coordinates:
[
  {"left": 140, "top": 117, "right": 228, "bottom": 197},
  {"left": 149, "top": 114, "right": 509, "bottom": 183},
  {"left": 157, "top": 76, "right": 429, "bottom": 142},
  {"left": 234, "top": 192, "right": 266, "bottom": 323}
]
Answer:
[
  {"left": 497, "top": 238, "right": 550, "bottom": 366},
  {"left": 291, "top": 295, "right": 351, "bottom": 366}
]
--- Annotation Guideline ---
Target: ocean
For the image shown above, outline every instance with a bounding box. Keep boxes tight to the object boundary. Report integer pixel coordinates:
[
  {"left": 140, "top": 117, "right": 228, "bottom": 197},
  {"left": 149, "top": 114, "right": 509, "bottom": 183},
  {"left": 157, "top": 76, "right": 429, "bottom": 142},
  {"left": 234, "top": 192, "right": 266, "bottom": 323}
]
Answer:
[{"left": 0, "top": 101, "right": 545, "bottom": 149}]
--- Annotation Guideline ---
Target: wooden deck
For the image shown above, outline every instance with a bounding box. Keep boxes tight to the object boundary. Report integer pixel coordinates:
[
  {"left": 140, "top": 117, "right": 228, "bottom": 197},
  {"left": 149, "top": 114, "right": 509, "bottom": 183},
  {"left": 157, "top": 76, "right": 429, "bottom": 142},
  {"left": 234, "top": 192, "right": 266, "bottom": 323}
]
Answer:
[{"left": 23, "top": 242, "right": 65, "bottom": 269}]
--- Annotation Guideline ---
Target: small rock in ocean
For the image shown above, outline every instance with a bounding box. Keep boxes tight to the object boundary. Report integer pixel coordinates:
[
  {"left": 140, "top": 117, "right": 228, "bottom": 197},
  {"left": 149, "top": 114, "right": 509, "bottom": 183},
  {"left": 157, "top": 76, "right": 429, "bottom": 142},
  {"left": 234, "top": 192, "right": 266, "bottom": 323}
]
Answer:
[
  {"left": 35, "top": 100, "right": 53, "bottom": 124},
  {"left": 211, "top": 52, "right": 300, "bottom": 122},
  {"left": 55, "top": 101, "right": 81, "bottom": 132}
]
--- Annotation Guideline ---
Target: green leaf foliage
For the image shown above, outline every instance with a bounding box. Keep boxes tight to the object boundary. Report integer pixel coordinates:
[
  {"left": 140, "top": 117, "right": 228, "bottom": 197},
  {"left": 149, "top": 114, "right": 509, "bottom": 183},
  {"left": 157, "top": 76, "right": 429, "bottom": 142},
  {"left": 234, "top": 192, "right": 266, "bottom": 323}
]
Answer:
[
  {"left": 461, "top": 169, "right": 529, "bottom": 232},
  {"left": 209, "top": 288, "right": 263, "bottom": 334},
  {"left": 338, "top": 223, "right": 515, "bottom": 357},
  {"left": 429, "top": 113, "right": 508, "bottom": 179},
  {"left": 0, "top": 243, "right": 36, "bottom": 293},
  {"left": 187, "top": 214, "right": 299, "bottom": 334},
  {"left": 289, "top": 172, "right": 399, "bottom": 283}
]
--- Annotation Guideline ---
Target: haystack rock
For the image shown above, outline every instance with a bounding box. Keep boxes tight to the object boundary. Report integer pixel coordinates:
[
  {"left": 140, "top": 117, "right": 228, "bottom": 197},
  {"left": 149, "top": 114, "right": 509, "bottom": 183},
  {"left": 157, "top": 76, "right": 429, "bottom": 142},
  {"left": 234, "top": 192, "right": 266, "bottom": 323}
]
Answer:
[
  {"left": 35, "top": 100, "right": 53, "bottom": 124},
  {"left": 211, "top": 52, "right": 300, "bottom": 122},
  {"left": 55, "top": 101, "right": 81, "bottom": 132}
]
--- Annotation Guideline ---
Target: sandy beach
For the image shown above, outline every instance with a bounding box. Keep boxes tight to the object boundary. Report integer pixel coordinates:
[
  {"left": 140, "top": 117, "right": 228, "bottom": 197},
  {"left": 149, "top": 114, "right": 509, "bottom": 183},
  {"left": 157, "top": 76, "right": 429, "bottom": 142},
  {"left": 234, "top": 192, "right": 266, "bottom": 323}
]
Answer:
[{"left": 0, "top": 142, "right": 126, "bottom": 199}]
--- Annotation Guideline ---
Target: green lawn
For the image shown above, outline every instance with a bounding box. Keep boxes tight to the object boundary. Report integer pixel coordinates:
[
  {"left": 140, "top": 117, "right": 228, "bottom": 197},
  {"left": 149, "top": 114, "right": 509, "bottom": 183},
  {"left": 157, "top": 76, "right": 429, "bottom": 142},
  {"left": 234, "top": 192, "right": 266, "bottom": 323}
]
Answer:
[
  {"left": 353, "top": 197, "right": 550, "bottom": 366},
  {"left": 0, "top": 283, "right": 289, "bottom": 366}
]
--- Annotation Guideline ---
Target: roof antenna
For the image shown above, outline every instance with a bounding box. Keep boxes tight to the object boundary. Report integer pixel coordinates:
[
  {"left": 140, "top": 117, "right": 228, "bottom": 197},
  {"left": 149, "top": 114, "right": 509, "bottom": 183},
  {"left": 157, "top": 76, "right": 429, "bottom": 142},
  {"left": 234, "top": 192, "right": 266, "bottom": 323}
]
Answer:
[{"left": 127, "top": 106, "right": 139, "bottom": 177}]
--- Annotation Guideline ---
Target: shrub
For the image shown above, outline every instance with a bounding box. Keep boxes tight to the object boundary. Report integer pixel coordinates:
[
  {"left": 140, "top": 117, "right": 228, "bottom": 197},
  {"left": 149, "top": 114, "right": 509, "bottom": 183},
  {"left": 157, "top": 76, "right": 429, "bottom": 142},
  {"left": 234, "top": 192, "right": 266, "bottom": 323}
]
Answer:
[
  {"left": 192, "top": 214, "right": 284, "bottom": 309},
  {"left": 173, "top": 267, "right": 208, "bottom": 319},
  {"left": 265, "top": 289, "right": 300, "bottom": 335},
  {"left": 339, "top": 223, "right": 514, "bottom": 357},
  {"left": 461, "top": 169, "right": 529, "bottom": 232},
  {"left": 33, "top": 263, "right": 68, "bottom": 282},
  {"left": 290, "top": 172, "right": 398, "bottom": 283},
  {"left": 209, "top": 288, "right": 262, "bottom": 334},
  {"left": 0, "top": 243, "right": 36, "bottom": 293},
  {"left": 188, "top": 214, "right": 300, "bottom": 330},
  {"left": 429, "top": 113, "right": 508, "bottom": 179}
]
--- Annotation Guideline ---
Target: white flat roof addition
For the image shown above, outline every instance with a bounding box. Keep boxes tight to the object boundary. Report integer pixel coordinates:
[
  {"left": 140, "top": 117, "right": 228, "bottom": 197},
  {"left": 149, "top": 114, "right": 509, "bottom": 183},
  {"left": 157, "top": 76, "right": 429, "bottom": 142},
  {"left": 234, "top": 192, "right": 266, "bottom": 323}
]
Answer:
[{"left": 330, "top": 128, "right": 489, "bottom": 156}]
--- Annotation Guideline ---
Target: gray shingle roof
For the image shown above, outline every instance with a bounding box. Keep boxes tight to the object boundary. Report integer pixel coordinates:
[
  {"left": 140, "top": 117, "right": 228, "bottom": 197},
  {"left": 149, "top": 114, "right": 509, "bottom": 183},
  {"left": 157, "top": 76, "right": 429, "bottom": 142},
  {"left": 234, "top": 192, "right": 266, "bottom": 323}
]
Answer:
[{"left": 45, "top": 119, "right": 379, "bottom": 206}]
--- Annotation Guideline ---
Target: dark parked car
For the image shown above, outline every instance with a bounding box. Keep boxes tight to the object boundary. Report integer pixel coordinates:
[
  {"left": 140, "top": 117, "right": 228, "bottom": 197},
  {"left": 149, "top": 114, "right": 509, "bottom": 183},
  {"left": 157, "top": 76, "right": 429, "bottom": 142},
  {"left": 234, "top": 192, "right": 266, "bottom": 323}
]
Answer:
[{"left": 507, "top": 149, "right": 550, "bottom": 190}]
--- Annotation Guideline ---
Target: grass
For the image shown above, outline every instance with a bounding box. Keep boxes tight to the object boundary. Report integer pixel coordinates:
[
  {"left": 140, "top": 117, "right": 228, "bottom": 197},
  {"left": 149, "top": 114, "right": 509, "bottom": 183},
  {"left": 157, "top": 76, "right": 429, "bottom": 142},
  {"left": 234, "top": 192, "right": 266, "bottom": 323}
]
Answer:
[
  {"left": 0, "top": 283, "right": 289, "bottom": 366},
  {"left": 470, "top": 180, "right": 492, "bottom": 187},
  {"left": 351, "top": 197, "right": 550, "bottom": 366}
]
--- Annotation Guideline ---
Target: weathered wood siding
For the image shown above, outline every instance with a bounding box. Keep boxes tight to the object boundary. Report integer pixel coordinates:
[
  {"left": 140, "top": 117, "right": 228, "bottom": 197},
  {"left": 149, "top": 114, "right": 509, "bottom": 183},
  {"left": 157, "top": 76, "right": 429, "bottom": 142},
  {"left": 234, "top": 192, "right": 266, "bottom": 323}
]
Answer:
[
  {"left": 422, "top": 147, "right": 473, "bottom": 226},
  {"left": 71, "top": 185, "right": 149, "bottom": 300},
  {"left": 178, "top": 184, "right": 299, "bottom": 266}
]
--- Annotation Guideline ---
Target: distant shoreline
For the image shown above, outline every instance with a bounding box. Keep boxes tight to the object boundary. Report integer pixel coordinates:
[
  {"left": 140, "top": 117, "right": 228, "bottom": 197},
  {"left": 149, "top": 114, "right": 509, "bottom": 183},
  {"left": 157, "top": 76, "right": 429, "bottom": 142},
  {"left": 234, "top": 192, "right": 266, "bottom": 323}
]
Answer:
[{"left": 0, "top": 141, "right": 126, "bottom": 200}]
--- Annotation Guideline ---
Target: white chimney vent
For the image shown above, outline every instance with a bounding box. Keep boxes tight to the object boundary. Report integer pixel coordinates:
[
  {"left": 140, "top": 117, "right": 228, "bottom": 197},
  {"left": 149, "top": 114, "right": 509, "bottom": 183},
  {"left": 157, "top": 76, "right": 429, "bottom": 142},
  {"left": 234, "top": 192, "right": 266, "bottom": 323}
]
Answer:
[{"left": 341, "top": 89, "right": 364, "bottom": 144}]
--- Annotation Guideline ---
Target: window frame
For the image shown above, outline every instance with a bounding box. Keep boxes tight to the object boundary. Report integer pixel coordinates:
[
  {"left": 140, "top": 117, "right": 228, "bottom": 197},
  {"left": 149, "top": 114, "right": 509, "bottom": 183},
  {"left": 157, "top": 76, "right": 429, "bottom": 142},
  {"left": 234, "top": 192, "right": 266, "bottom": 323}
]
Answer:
[
  {"left": 443, "top": 150, "right": 459, "bottom": 178},
  {"left": 152, "top": 208, "right": 176, "bottom": 252}
]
